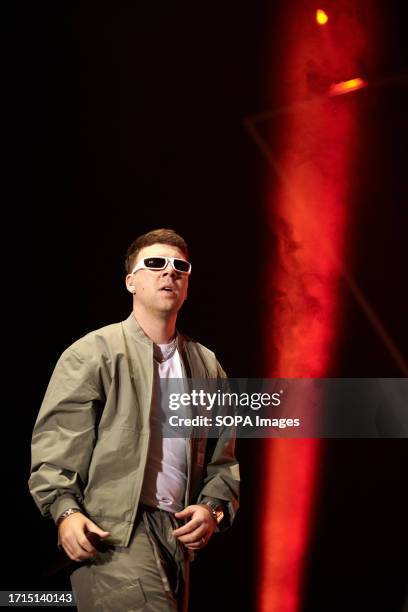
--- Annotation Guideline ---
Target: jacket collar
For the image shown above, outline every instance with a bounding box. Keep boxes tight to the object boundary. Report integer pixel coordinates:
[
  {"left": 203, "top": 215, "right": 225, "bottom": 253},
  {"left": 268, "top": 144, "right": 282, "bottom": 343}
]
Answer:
[
  {"left": 123, "top": 313, "right": 153, "bottom": 346},
  {"left": 123, "top": 312, "right": 185, "bottom": 352}
]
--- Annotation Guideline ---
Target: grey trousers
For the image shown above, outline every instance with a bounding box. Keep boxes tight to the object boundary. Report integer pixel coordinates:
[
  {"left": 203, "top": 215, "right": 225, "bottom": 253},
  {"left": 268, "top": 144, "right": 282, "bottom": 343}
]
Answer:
[{"left": 70, "top": 507, "right": 189, "bottom": 612}]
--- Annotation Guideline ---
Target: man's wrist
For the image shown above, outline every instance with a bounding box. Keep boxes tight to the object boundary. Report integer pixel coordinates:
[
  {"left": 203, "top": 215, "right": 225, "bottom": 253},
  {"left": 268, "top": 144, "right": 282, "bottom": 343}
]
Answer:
[
  {"left": 200, "top": 500, "right": 224, "bottom": 525},
  {"left": 57, "top": 507, "right": 81, "bottom": 526}
]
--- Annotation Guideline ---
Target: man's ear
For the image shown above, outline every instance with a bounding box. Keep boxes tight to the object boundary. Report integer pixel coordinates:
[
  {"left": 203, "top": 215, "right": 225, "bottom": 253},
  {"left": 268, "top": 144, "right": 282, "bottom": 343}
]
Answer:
[{"left": 125, "top": 275, "right": 136, "bottom": 294}]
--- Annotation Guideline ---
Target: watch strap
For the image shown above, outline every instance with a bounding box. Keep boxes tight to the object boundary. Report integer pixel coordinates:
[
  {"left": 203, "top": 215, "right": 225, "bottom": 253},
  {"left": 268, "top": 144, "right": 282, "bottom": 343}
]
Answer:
[
  {"left": 57, "top": 507, "right": 81, "bottom": 526},
  {"left": 201, "top": 500, "right": 224, "bottom": 525}
]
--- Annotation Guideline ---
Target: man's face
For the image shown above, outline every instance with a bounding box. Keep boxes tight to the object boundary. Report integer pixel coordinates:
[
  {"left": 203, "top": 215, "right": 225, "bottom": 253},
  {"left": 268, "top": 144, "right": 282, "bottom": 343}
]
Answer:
[{"left": 126, "top": 243, "right": 189, "bottom": 317}]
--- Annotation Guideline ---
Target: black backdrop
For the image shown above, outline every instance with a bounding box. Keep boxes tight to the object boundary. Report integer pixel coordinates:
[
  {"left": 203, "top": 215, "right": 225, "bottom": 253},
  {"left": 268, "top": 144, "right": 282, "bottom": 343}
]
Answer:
[{"left": 6, "top": 3, "right": 408, "bottom": 611}]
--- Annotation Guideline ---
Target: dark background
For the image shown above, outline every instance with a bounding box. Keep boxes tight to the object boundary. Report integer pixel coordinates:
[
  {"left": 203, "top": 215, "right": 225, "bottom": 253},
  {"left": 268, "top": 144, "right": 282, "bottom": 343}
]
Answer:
[{"left": 6, "top": 2, "right": 408, "bottom": 610}]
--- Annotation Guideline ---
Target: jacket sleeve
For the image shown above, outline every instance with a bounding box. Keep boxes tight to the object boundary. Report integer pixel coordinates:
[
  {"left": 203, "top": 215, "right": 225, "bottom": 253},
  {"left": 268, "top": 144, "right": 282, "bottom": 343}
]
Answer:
[
  {"left": 197, "top": 361, "right": 240, "bottom": 530},
  {"left": 28, "top": 346, "right": 103, "bottom": 523}
]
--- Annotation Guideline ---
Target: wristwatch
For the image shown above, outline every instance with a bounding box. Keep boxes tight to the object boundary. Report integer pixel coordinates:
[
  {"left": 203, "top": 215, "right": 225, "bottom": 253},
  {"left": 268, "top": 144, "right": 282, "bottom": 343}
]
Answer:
[
  {"left": 57, "top": 507, "right": 81, "bottom": 526},
  {"left": 201, "top": 500, "right": 224, "bottom": 525}
]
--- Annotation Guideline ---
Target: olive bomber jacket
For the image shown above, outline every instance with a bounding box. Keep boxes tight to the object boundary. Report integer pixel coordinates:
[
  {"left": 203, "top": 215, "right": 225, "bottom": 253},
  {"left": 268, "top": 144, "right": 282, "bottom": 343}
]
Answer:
[{"left": 29, "top": 314, "right": 240, "bottom": 546}]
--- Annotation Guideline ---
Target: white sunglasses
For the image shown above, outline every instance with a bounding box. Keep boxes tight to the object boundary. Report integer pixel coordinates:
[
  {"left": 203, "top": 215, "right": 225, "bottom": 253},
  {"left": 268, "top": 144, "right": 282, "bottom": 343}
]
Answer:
[{"left": 132, "top": 256, "right": 192, "bottom": 275}]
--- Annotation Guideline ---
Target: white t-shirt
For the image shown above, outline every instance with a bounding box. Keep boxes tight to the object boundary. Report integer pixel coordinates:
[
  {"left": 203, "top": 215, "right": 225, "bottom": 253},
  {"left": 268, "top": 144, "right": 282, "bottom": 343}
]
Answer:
[{"left": 139, "top": 341, "right": 187, "bottom": 513}]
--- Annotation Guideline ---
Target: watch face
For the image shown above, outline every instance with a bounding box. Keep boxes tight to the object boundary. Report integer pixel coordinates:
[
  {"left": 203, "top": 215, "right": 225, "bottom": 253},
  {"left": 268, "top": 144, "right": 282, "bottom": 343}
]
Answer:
[
  {"left": 215, "top": 510, "right": 224, "bottom": 524},
  {"left": 203, "top": 502, "right": 224, "bottom": 524}
]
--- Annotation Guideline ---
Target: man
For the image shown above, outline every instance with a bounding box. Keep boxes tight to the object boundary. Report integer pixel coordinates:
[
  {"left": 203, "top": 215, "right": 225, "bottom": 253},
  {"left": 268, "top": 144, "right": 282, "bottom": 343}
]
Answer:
[{"left": 29, "top": 228, "right": 240, "bottom": 612}]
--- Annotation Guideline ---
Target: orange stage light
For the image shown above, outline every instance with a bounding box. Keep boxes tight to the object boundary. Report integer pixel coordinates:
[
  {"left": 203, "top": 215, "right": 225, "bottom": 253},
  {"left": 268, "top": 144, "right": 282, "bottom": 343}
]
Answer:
[
  {"left": 316, "top": 9, "right": 329, "bottom": 25},
  {"left": 329, "top": 77, "right": 368, "bottom": 95}
]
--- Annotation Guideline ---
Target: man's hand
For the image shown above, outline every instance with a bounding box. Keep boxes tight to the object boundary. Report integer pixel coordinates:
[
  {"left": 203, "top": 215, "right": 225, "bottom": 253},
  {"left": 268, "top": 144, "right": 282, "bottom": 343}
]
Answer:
[
  {"left": 58, "top": 512, "right": 110, "bottom": 562},
  {"left": 173, "top": 504, "right": 216, "bottom": 550}
]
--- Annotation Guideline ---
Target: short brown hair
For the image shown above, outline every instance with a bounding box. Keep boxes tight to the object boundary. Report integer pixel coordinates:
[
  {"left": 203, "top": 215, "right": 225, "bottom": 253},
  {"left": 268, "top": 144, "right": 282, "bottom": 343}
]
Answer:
[{"left": 125, "top": 228, "right": 189, "bottom": 273}]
